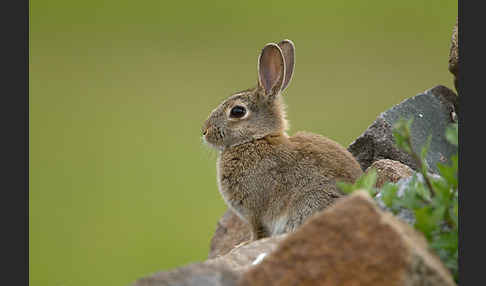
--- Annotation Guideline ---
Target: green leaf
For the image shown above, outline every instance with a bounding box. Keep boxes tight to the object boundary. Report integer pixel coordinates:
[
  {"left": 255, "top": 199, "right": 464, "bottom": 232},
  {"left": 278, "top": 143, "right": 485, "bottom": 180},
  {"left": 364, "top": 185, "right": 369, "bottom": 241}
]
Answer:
[
  {"left": 437, "top": 164, "right": 457, "bottom": 191},
  {"left": 437, "top": 153, "right": 458, "bottom": 190},
  {"left": 414, "top": 206, "right": 441, "bottom": 239},
  {"left": 430, "top": 176, "right": 449, "bottom": 195},
  {"left": 398, "top": 189, "right": 423, "bottom": 210},
  {"left": 361, "top": 168, "right": 377, "bottom": 190},
  {"left": 415, "top": 179, "right": 431, "bottom": 202},
  {"left": 450, "top": 200, "right": 458, "bottom": 228},
  {"left": 337, "top": 170, "right": 378, "bottom": 196},
  {"left": 445, "top": 123, "right": 458, "bottom": 146},
  {"left": 420, "top": 136, "right": 432, "bottom": 162},
  {"left": 420, "top": 136, "right": 432, "bottom": 177},
  {"left": 392, "top": 118, "right": 414, "bottom": 153},
  {"left": 430, "top": 230, "right": 458, "bottom": 253},
  {"left": 393, "top": 132, "right": 410, "bottom": 153},
  {"left": 367, "top": 188, "right": 378, "bottom": 197},
  {"left": 430, "top": 232, "right": 458, "bottom": 281},
  {"left": 381, "top": 183, "right": 399, "bottom": 209},
  {"left": 452, "top": 154, "right": 458, "bottom": 171},
  {"left": 336, "top": 181, "right": 354, "bottom": 195},
  {"left": 402, "top": 174, "right": 429, "bottom": 207}
]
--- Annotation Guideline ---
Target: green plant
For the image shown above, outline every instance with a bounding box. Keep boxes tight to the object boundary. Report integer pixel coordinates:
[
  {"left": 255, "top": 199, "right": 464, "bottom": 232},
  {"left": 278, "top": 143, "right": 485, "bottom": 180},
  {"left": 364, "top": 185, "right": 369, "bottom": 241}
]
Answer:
[{"left": 338, "top": 119, "right": 458, "bottom": 282}]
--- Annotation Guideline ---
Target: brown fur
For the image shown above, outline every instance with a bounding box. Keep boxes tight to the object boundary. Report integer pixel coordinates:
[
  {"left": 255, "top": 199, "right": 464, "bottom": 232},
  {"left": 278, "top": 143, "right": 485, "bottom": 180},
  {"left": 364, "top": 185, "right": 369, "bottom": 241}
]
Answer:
[{"left": 202, "top": 40, "right": 363, "bottom": 241}]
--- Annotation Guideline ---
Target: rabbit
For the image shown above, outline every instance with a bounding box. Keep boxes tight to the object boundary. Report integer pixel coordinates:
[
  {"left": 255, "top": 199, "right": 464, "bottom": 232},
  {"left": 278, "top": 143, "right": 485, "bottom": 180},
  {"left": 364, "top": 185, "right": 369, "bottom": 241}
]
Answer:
[{"left": 202, "top": 39, "right": 363, "bottom": 242}]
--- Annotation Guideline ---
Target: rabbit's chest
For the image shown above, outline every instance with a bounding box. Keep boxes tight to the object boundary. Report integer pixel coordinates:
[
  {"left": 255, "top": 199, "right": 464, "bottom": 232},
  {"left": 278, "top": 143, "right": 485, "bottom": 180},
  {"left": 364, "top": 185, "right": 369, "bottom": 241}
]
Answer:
[{"left": 217, "top": 144, "right": 297, "bottom": 196}]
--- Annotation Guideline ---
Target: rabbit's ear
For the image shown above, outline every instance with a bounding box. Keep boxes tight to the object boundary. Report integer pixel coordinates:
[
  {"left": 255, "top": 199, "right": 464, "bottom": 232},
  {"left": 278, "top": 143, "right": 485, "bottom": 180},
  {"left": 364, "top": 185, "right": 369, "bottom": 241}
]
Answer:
[
  {"left": 258, "top": 43, "right": 285, "bottom": 97},
  {"left": 277, "top": 39, "right": 295, "bottom": 91}
]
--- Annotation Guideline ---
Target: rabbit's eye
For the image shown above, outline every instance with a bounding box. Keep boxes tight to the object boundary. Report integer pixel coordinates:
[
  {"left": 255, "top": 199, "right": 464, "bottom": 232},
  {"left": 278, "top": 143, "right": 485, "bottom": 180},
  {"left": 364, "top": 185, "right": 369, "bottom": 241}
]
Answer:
[{"left": 230, "top": 106, "right": 246, "bottom": 118}]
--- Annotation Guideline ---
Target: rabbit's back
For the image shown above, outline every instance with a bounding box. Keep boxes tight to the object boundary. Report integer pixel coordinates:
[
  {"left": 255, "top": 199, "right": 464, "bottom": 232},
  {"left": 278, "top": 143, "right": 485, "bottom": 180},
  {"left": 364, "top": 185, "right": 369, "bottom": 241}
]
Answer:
[
  {"left": 218, "top": 132, "right": 362, "bottom": 203},
  {"left": 289, "top": 131, "right": 363, "bottom": 184}
]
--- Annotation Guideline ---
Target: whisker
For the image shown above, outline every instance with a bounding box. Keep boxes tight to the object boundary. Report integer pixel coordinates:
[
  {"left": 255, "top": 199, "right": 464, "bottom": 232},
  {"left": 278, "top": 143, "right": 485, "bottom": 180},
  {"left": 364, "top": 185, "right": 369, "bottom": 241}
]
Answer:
[{"left": 199, "top": 137, "right": 219, "bottom": 160}]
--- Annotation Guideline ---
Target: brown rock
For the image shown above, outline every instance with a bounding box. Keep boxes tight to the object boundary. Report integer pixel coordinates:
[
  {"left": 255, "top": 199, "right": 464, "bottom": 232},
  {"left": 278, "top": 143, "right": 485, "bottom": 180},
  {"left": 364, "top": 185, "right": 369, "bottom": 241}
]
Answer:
[
  {"left": 448, "top": 18, "right": 459, "bottom": 90},
  {"left": 239, "top": 191, "right": 455, "bottom": 286},
  {"left": 133, "top": 235, "right": 286, "bottom": 286},
  {"left": 209, "top": 209, "right": 251, "bottom": 259},
  {"left": 367, "top": 159, "right": 413, "bottom": 188}
]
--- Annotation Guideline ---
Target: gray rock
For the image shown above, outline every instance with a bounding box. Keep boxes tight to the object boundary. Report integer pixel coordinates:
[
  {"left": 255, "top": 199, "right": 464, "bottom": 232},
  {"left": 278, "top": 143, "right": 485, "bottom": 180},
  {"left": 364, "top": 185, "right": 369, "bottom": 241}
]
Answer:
[
  {"left": 132, "top": 235, "right": 286, "bottom": 286},
  {"left": 133, "top": 263, "right": 239, "bottom": 286},
  {"left": 206, "top": 235, "right": 286, "bottom": 273},
  {"left": 209, "top": 209, "right": 251, "bottom": 259},
  {"left": 348, "top": 85, "right": 458, "bottom": 174}
]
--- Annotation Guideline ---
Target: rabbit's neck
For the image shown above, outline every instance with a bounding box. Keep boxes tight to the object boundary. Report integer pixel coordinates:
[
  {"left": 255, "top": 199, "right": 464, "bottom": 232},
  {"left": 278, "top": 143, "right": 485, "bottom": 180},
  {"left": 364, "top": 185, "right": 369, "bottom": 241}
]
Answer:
[{"left": 220, "top": 135, "right": 283, "bottom": 159}]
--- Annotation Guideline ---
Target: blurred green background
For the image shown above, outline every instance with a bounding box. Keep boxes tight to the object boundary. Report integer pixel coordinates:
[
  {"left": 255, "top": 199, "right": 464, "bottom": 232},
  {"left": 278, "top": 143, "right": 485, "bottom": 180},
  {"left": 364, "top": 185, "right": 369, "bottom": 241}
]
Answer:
[{"left": 30, "top": 0, "right": 457, "bottom": 285}]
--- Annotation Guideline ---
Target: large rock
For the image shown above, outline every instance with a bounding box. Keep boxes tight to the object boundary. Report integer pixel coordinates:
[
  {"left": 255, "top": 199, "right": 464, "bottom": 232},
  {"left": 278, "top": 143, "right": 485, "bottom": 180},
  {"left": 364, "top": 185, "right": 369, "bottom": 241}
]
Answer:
[
  {"left": 239, "top": 191, "right": 455, "bottom": 286},
  {"left": 133, "top": 235, "right": 285, "bottom": 286},
  {"left": 366, "top": 159, "right": 413, "bottom": 188},
  {"left": 209, "top": 209, "right": 251, "bottom": 259},
  {"left": 348, "top": 85, "right": 458, "bottom": 174}
]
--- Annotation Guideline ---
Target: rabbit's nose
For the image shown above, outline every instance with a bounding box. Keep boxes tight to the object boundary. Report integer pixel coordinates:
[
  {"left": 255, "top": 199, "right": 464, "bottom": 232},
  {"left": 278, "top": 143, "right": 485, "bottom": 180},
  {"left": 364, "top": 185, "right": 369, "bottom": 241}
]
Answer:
[{"left": 203, "top": 128, "right": 208, "bottom": 136}]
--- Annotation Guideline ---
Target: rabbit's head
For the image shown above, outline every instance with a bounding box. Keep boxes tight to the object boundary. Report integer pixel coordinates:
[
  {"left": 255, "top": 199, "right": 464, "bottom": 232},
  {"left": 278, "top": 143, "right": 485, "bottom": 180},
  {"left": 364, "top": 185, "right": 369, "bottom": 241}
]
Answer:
[{"left": 202, "top": 40, "right": 295, "bottom": 150}]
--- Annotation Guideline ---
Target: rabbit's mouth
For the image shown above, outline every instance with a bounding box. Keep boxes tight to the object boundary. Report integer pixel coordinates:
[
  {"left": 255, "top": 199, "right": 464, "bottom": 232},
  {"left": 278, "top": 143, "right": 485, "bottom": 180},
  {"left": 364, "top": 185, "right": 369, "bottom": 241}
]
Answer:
[
  {"left": 202, "top": 136, "right": 222, "bottom": 151},
  {"left": 202, "top": 126, "right": 225, "bottom": 150},
  {"left": 203, "top": 125, "right": 259, "bottom": 150}
]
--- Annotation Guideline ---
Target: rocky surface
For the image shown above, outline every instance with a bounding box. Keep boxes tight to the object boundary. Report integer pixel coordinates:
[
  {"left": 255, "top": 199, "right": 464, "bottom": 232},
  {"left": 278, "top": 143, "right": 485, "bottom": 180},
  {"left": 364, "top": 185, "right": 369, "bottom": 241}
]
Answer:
[
  {"left": 448, "top": 19, "right": 459, "bottom": 91},
  {"left": 209, "top": 209, "right": 251, "bottom": 259},
  {"left": 366, "top": 159, "right": 414, "bottom": 188},
  {"left": 348, "top": 85, "right": 458, "bottom": 174},
  {"left": 239, "top": 191, "right": 456, "bottom": 286},
  {"left": 133, "top": 235, "right": 286, "bottom": 286}
]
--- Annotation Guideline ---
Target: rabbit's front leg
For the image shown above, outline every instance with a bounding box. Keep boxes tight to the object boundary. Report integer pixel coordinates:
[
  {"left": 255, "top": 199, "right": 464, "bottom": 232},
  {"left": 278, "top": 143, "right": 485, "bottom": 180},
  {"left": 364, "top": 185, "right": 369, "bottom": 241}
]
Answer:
[
  {"left": 231, "top": 216, "right": 268, "bottom": 251},
  {"left": 249, "top": 215, "right": 269, "bottom": 241}
]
